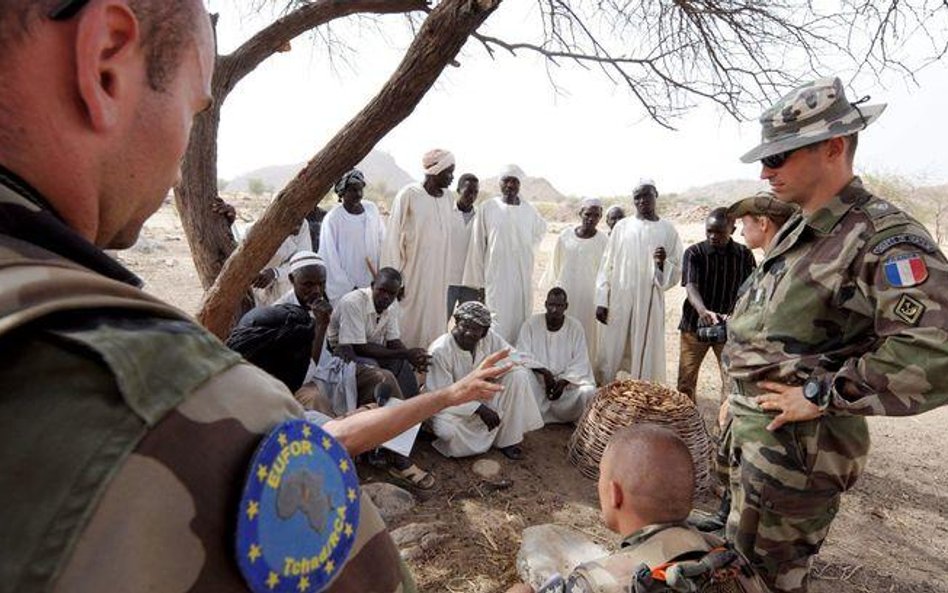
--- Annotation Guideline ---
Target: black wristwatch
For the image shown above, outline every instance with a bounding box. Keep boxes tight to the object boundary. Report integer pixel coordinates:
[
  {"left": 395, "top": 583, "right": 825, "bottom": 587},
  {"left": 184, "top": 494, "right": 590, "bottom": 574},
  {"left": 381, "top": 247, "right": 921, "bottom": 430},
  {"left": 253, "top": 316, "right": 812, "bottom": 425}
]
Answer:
[{"left": 802, "top": 376, "right": 827, "bottom": 407}]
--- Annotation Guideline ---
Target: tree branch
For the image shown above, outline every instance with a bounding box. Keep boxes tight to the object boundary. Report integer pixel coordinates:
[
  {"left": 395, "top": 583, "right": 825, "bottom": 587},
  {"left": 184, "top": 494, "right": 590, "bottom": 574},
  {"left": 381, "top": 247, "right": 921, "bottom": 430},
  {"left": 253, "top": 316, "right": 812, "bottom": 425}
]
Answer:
[{"left": 215, "top": 0, "right": 430, "bottom": 98}]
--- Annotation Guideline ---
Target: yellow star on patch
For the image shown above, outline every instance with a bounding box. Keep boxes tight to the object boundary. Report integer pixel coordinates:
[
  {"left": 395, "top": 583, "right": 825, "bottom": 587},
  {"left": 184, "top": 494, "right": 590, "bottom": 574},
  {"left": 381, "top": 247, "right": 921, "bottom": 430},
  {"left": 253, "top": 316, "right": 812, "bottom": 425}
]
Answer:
[
  {"left": 344, "top": 523, "right": 353, "bottom": 538},
  {"left": 339, "top": 459, "right": 349, "bottom": 473},
  {"left": 347, "top": 488, "right": 357, "bottom": 503},
  {"left": 324, "top": 560, "right": 335, "bottom": 575},
  {"left": 302, "top": 424, "right": 312, "bottom": 439},
  {"left": 247, "top": 543, "right": 262, "bottom": 563},
  {"left": 266, "top": 571, "right": 280, "bottom": 590},
  {"left": 297, "top": 575, "right": 310, "bottom": 592},
  {"left": 256, "top": 464, "right": 268, "bottom": 483},
  {"left": 278, "top": 433, "right": 288, "bottom": 447},
  {"left": 246, "top": 500, "right": 259, "bottom": 521},
  {"left": 321, "top": 436, "right": 332, "bottom": 451}
]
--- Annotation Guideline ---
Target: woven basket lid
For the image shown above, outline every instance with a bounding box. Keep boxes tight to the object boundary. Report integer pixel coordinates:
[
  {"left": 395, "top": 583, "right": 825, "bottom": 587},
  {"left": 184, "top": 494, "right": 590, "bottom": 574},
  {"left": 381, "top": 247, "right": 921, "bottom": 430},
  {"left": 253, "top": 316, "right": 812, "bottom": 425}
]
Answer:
[{"left": 567, "top": 380, "right": 712, "bottom": 494}]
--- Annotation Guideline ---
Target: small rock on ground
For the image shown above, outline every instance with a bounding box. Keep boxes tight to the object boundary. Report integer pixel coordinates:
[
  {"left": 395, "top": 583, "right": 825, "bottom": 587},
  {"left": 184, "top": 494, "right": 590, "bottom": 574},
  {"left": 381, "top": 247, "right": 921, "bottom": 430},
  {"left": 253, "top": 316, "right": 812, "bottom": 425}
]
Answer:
[{"left": 362, "top": 482, "right": 416, "bottom": 522}]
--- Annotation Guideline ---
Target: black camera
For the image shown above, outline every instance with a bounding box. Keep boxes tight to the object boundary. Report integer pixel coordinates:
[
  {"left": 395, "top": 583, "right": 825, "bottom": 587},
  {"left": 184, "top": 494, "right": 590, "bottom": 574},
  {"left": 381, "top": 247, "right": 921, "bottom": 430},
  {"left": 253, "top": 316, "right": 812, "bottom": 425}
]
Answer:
[{"left": 697, "top": 321, "right": 727, "bottom": 343}]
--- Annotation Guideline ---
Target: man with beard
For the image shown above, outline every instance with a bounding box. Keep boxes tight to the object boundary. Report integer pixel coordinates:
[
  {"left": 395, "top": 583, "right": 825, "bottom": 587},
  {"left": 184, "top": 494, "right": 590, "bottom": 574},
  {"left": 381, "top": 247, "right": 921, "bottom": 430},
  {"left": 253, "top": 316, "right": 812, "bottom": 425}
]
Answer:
[
  {"left": 463, "top": 166, "right": 547, "bottom": 343},
  {"left": 595, "top": 180, "right": 683, "bottom": 383},
  {"left": 545, "top": 197, "right": 608, "bottom": 364},
  {"left": 382, "top": 149, "right": 458, "bottom": 348},
  {"left": 517, "top": 288, "right": 597, "bottom": 424},
  {"left": 427, "top": 302, "right": 544, "bottom": 459}
]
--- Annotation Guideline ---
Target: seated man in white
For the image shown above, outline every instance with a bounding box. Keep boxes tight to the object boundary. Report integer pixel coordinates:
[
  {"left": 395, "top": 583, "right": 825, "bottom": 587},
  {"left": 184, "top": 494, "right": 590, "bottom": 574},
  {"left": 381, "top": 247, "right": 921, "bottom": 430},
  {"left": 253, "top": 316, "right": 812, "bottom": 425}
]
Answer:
[
  {"left": 427, "top": 301, "right": 544, "bottom": 460},
  {"left": 517, "top": 287, "right": 597, "bottom": 424}
]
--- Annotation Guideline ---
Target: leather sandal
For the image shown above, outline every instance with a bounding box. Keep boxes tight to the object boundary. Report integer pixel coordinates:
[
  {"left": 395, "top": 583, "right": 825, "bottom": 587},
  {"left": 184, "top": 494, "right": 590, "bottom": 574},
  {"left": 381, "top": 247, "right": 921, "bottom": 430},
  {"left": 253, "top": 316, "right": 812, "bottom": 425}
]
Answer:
[{"left": 388, "top": 463, "right": 436, "bottom": 490}]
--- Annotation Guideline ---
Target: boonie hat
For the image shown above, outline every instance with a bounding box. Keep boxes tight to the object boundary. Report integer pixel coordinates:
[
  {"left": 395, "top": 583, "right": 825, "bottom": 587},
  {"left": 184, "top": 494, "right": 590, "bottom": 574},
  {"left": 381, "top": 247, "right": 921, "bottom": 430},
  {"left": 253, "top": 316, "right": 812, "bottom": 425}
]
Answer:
[
  {"left": 727, "top": 191, "right": 798, "bottom": 221},
  {"left": 740, "top": 76, "right": 886, "bottom": 163}
]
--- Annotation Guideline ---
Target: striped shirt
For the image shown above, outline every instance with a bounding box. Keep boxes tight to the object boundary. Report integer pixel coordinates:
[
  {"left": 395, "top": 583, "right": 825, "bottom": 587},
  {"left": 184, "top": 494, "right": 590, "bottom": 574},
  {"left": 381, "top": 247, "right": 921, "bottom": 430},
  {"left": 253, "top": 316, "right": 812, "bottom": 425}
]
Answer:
[{"left": 679, "top": 240, "right": 756, "bottom": 332}]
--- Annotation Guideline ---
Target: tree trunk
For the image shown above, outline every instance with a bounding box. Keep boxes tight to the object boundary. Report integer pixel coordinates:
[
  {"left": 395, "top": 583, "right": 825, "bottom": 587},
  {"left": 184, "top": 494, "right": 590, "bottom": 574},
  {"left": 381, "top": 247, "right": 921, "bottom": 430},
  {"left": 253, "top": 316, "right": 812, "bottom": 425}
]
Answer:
[
  {"left": 174, "top": 0, "right": 428, "bottom": 290},
  {"left": 173, "top": 102, "right": 235, "bottom": 290},
  {"left": 199, "top": 0, "right": 501, "bottom": 337}
]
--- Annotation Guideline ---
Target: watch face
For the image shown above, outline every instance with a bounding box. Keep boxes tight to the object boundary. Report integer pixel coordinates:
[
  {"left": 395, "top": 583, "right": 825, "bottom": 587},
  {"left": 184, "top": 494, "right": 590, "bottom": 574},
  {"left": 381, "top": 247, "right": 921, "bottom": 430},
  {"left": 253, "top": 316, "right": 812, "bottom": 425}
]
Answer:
[{"left": 804, "top": 381, "right": 820, "bottom": 400}]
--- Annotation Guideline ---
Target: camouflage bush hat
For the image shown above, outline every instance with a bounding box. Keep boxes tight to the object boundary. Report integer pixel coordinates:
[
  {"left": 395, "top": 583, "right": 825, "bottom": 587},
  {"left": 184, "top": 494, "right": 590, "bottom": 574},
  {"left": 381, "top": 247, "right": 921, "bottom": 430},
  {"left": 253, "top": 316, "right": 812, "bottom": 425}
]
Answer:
[
  {"left": 740, "top": 77, "right": 886, "bottom": 163},
  {"left": 727, "top": 191, "right": 798, "bottom": 221}
]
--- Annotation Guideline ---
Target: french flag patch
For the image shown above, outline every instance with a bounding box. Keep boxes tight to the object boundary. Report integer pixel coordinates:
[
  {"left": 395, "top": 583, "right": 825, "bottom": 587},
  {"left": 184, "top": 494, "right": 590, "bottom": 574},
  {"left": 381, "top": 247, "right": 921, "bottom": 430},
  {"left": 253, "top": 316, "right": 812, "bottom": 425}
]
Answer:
[{"left": 884, "top": 253, "right": 928, "bottom": 288}]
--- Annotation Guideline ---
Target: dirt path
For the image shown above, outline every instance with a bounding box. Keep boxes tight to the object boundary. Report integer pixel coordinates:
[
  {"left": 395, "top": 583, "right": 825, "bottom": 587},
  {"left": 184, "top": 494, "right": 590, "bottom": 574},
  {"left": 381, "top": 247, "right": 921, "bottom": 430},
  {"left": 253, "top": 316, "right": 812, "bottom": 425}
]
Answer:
[{"left": 125, "top": 204, "right": 948, "bottom": 593}]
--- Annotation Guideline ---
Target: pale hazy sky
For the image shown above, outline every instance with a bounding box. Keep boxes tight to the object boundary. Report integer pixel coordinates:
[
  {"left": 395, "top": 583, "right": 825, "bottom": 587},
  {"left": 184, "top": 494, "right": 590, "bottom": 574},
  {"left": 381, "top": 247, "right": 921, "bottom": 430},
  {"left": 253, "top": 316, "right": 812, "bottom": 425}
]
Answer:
[{"left": 209, "top": 2, "right": 948, "bottom": 197}]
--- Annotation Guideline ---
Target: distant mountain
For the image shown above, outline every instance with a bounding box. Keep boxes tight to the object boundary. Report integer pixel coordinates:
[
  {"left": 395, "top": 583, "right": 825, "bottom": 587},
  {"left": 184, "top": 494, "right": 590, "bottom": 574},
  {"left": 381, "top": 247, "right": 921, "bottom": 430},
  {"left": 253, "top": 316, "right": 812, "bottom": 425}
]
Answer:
[
  {"left": 480, "top": 164, "right": 568, "bottom": 203},
  {"left": 226, "top": 150, "right": 415, "bottom": 195},
  {"left": 672, "top": 179, "right": 768, "bottom": 205}
]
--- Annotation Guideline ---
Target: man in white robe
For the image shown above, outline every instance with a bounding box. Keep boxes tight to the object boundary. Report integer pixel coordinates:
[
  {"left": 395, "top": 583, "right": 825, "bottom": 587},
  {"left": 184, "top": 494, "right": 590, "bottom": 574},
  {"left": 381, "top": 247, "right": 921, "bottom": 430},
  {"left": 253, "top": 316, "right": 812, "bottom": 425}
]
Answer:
[
  {"left": 381, "top": 149, "right": 457, "bottom": 349},
  {"left": 544, "top": 197, "right": 608, "bottom": 364},
  {"left": 463, "top": 166, "right": 547, "bottom": 343},
  {"left": 319, "top": 168, "right": 386, "bottom": 303},
  {"left": 595, "top": 180, "right": 683, "bottom": 384},
  {"left": 427, "top": 302, "right": 544, "bottom": 459},
  {"left": 517, "top": 288, "right": 597, "bottom": 424}
]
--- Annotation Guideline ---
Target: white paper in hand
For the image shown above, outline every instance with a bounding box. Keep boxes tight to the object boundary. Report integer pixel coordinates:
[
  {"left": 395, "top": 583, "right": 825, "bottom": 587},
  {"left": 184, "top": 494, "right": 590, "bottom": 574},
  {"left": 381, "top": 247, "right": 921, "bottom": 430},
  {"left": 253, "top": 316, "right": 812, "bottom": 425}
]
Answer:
[{"left": 380, "top": 398, "right": 421, "bottom": 457}]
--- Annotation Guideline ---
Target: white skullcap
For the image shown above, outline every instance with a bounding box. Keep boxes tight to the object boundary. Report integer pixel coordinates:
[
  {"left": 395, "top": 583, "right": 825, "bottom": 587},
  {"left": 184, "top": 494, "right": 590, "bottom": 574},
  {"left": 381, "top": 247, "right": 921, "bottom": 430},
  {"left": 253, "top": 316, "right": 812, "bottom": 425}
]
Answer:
[
  {"left": 634, "top": 178, "right": 657, "bottom": 195},
  {"left": 288, "top": 250, "right": 325, "bottom": 274},
  {"left": 499, "top": 164, "right": 524, "bottom": 180},
  {"left": 580, "top": 197, "right": 603, "bottom": 209},
  {"left": 422, "top": 149, "right": 456, "bottom": 176}
]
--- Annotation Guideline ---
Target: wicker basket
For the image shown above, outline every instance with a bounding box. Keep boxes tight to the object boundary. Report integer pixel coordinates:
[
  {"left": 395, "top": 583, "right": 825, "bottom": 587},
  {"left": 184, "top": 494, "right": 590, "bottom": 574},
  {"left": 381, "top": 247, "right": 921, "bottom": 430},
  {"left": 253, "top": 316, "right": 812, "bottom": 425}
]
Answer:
[{"left": 567, "top": 379, "right": 713, "bottom": 494}]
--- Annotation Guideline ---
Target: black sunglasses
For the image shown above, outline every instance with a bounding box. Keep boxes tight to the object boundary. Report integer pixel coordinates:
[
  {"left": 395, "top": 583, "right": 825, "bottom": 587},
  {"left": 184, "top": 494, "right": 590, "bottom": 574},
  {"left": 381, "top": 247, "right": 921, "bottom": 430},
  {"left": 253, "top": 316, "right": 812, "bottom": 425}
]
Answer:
[
  {"left": 760, "top": 147, "right": 801, "bottom": 169},
  {"left": 49, "top": 0, "right": 90, "bottom": 20}
]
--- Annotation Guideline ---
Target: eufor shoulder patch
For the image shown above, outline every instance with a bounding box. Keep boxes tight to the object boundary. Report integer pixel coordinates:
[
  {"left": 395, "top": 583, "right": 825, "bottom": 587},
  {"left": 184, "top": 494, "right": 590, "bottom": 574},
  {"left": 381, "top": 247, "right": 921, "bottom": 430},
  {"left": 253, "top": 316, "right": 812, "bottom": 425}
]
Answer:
[
  {"left": 884, "top": 253, "right": 929, "bottom": 288},
  {"left": 237, "top": 419, "right": 360, "bottom": 593},
  {"left": 871, "top": 233, "right": 937, "bottom": 255},
  {"left": 894, "top": 294, "right": 926, "bottom": 325}
]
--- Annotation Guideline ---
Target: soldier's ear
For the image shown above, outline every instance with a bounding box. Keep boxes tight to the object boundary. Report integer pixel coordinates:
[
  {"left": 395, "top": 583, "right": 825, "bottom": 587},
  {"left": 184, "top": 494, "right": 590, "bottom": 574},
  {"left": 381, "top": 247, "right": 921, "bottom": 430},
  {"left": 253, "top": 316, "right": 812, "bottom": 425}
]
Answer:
[
  {"left": 608, "top": 480, "right": 624, "bottom": 510},
  {"left": 74, "top": 2, "right": 143, "bottom": 132}
]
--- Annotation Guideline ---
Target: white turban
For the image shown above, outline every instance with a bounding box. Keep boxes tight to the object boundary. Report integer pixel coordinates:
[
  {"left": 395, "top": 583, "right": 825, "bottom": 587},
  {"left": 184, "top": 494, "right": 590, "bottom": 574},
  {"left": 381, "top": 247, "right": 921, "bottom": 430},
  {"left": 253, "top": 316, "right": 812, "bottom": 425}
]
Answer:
[
  {"left": 422, "top": 149, "right": 455, "bottom": 176},
  {"left": 633, "top": 178, "right": 657, "bottom": 196},
  {"left": 288, "top": 250, "right": 325, "bottom": 274},
  {"left": 580, "top": 197, "right": 603, "bottom": 209},
  {"left": 499, "top": 164, "right": 523, "bottom": 180}
]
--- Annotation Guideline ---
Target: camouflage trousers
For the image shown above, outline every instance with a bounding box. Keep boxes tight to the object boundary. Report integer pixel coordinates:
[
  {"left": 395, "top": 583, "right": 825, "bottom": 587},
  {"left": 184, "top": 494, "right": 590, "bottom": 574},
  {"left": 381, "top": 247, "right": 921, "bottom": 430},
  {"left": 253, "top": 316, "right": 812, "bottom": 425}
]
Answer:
[{"left": 725, "top": 394, "right": 869, "bottom": 593}]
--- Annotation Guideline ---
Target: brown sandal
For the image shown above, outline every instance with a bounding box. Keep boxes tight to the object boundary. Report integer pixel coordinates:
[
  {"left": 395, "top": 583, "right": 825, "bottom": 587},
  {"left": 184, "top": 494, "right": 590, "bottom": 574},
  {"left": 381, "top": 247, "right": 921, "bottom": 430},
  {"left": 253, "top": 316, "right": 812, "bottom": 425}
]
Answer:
[{"left": 388, "top": 463, "right": 436, "bottom": 490}]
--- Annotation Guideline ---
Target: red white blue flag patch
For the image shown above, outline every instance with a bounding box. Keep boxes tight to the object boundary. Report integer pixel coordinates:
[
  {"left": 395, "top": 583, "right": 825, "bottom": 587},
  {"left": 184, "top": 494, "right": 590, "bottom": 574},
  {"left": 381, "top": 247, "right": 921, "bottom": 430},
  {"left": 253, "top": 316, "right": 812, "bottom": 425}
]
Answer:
[{"left": 884, "top": 253, "right": 928, "bottom": 288}]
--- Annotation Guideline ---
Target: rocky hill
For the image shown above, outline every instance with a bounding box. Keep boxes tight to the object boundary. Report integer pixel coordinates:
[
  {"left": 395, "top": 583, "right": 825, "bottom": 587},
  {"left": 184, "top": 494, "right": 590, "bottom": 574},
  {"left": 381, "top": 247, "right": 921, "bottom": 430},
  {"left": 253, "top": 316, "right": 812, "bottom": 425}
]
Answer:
[
  {"left": 226, "top": 150, "right": 415, "bottom": 195},
  {"left": 479, "top": 164, "right": 568, "bottom": 203}
]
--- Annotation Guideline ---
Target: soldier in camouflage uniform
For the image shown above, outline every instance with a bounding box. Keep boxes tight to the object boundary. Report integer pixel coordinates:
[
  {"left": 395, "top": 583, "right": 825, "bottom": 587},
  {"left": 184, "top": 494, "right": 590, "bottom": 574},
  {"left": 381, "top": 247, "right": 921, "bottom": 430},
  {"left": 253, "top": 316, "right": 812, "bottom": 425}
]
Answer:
[
  {"left": 506, "top": 425, "right": 766, "bottom": 593},
  {"left": 724, "top": 76, "right": 948, "bottom": 592},
  {"left": 0, "top": 2, "right": 509, "bottom": 592}
]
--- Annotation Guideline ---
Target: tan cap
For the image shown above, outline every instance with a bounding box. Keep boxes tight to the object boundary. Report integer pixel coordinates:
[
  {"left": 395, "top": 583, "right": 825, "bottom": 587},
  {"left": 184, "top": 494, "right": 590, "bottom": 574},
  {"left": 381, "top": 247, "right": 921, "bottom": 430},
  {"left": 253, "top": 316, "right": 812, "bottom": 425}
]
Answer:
[{"left": 727, "top": 191, "right": 798, "bottom": 221}]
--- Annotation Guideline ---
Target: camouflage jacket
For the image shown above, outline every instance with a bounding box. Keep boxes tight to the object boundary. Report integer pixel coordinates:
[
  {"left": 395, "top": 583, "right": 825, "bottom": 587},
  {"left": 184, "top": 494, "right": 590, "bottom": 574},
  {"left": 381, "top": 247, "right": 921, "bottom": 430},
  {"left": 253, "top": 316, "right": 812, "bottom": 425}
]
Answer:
[
  {"left": 724, "top": 177, "right": 948, "bottom": 417},
  {"left": 0, "top": 166, "right": 414, "bottom": 593},
  {"left": 555, "top": 523, "right": 765, "bottom": 593}
]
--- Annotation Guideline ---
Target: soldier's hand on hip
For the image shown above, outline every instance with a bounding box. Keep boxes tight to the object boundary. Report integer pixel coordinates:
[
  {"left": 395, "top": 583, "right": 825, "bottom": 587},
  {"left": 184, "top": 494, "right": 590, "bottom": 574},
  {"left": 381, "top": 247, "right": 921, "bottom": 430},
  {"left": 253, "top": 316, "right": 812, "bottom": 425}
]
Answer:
[{"left": 755, "top": 381, "right": 822, "bottom": 431}]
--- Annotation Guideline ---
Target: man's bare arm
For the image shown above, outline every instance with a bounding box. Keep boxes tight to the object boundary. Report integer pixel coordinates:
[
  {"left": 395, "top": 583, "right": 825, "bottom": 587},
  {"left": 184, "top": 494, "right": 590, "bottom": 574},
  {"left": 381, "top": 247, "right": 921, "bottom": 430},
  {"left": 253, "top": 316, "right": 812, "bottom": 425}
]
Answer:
[{"left": 323, "top": 350, "right": 512, "bottom": 455}]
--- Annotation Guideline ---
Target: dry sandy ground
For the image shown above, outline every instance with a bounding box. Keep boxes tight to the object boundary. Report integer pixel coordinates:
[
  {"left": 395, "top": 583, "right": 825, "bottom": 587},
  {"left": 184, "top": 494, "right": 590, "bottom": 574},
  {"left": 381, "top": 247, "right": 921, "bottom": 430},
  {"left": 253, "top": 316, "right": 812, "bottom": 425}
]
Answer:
[{"left": 122, "top": 202, "right": 948, "bottom": 593}]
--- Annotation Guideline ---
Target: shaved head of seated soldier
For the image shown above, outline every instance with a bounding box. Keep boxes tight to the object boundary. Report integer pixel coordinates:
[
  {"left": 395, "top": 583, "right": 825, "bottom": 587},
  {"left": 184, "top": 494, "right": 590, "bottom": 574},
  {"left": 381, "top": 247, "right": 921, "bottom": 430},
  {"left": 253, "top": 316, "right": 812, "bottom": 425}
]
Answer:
[{"left": 598, "top": 424, "right": 695, "bottom": 536}]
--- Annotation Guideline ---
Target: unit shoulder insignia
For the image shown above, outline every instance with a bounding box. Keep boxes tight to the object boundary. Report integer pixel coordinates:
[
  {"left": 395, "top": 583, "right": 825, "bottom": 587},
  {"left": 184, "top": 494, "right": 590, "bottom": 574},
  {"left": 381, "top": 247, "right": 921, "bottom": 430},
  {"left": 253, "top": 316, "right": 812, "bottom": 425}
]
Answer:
[{"left": 237, "top": 419, "right": 360, "bottom": 593}]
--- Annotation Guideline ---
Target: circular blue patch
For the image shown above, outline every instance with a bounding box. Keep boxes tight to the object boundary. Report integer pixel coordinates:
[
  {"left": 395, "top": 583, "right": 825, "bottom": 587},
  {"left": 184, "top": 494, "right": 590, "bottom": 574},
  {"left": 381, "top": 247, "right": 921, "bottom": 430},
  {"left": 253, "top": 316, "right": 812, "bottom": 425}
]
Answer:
[{"left": 236, "top": 419, "right": 360, "bottom": 593}]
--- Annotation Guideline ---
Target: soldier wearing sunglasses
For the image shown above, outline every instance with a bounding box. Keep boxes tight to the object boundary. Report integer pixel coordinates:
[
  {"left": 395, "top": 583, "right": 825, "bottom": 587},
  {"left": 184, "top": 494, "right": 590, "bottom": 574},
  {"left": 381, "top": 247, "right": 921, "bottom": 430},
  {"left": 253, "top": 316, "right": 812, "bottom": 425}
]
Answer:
[{"left": 722, "top": 77, "right": 948, "bottom": 592}]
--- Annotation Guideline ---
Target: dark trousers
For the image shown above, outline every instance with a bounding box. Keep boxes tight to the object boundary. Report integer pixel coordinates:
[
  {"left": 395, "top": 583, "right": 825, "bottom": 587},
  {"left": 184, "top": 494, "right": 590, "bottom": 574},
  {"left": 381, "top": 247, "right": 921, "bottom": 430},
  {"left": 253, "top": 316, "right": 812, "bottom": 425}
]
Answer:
[
  {"left": 355, "top": 356, "right": 419, "bottom": 400},
  {"left": 677, "top": 331, "right": 726, "bottom": 402}
]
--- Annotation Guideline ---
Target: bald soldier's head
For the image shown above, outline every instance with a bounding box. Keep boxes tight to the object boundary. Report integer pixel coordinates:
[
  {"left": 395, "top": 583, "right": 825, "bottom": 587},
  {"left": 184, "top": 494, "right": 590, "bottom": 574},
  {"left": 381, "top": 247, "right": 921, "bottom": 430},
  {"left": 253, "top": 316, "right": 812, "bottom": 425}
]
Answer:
[{"left": 597, "top": 425, "right": 695, "bottom": 536}]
